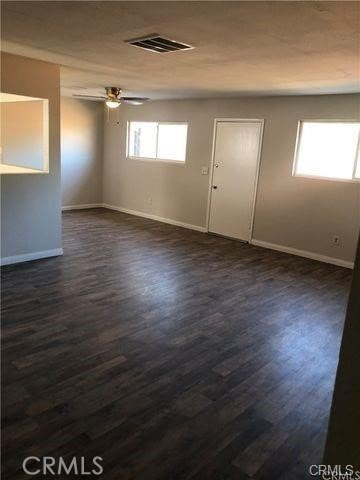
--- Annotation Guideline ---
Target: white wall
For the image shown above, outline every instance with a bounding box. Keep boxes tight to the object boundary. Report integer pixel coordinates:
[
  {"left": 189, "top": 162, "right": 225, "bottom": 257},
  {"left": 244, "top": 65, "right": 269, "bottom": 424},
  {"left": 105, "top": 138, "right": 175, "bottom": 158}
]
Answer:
[
  {"left": 61, "top": 98, "right": 103, "bottom": 207},
  {"left": 103, "top": 94, "right": 360, "bottom": 264},
  {"left": 1, "top": 53, "right": 61, "bottom": 264}
]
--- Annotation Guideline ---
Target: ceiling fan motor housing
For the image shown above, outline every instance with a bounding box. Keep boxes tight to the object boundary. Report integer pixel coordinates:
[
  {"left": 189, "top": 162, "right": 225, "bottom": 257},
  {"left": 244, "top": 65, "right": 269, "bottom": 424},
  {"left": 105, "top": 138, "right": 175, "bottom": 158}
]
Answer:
[{"left": 106, "top": 87, "right": 122, "bottom": 99}]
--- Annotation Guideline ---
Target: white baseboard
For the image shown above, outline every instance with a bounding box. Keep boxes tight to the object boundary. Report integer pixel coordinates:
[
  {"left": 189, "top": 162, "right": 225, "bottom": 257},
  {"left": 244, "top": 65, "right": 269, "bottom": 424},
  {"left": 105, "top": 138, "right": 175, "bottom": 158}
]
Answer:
[
  {"left": 102, "top": 203, "right": 207, "bottom": 233},
  {"left": 1, "top": 248, "right": 63, "bottom": 266},
  {"left": 251, "top": 239, "right": 354, "bottom": 269},
  {"left": 62, "top": 203, "right": 102, "bottom": 211}
]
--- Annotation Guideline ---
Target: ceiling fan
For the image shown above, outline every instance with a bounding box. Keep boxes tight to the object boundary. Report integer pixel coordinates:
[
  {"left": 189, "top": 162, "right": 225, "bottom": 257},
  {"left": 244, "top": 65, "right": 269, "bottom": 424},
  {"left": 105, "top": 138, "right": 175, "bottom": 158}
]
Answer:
[{"left": 73, "top": 87, "right": 149, "bottom": 108}]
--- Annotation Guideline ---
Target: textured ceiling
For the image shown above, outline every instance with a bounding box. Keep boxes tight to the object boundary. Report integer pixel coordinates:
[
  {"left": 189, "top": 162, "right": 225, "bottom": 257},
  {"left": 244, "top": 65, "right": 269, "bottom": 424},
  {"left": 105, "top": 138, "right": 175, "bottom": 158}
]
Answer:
[{"left": 1, "top": 1, "right": 360, "bottom": 99}]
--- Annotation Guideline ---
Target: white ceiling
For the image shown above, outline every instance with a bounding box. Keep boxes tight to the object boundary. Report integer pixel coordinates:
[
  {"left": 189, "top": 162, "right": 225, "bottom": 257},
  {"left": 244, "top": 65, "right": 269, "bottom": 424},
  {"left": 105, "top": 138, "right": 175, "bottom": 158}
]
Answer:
[{"left": 1, "top": 1, "right": 360, "bottom": 100}]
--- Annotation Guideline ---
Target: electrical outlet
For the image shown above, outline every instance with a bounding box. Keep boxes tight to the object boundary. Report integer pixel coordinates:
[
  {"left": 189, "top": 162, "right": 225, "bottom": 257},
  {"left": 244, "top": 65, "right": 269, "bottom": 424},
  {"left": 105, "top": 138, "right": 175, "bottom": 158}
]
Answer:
[
  {"left": 333, "top": 235, "right": 340, "bottom": 246},
  {"left": 201, "top": 167, "right": 209, "bottom": 175}
]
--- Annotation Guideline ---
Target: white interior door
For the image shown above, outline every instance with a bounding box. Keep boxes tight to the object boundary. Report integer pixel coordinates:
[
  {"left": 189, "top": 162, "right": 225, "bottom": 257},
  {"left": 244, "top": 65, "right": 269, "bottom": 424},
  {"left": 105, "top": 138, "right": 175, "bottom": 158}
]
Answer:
[{"left": 208, "top": 120, "right": 263, "bottom": 241}]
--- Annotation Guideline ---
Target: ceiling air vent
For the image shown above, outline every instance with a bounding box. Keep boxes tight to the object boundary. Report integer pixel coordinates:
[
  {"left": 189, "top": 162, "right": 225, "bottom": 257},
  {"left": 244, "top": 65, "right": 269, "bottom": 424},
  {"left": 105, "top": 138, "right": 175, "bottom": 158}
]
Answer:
[{"left": 125, "top": 35, "right": 194, "bottom": 53}]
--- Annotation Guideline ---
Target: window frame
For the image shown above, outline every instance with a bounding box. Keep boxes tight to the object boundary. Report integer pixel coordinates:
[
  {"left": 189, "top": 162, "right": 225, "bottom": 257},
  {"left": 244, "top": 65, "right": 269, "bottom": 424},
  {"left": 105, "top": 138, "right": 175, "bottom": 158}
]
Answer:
[
  {"left": 1, "top": 93, "right": 49, "bottom": 174},
  {"left": 292, "top": 119, "right": 360, "bottom": 183},
  {"left": 126, "top": 120, "right": 188, "bottom": 164}
]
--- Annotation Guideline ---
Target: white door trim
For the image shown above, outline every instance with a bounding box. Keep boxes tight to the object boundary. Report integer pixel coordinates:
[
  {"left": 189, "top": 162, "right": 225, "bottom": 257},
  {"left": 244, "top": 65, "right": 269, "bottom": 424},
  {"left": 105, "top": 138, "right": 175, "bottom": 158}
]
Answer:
[{"left": 205, "top": 118, "right": 265, "bottom": 242}]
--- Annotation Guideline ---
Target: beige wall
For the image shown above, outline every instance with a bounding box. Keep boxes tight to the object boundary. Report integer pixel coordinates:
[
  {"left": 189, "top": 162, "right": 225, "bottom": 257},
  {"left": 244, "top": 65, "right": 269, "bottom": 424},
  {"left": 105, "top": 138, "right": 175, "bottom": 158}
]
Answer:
[
  {"left": 1, "top": 100, "right": 44, "bottom": 170},
  {"left": 61, "top": 98, "right": 103, "bottom": 207},
  {"left": 103, "top": 94, "right": 360, "bottom": 264},
  {"left": 1, "top": 53, "right": 61, "bottom": 261}
]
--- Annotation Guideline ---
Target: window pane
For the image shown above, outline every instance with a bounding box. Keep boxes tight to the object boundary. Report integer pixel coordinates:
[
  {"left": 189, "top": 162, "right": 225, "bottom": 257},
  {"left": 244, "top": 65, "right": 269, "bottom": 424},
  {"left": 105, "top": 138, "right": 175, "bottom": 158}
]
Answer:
[
  {"left": 128, "top": 122, "right": 157, "bottom": 158},
  {"left": 157, "top": 124, "right": 188, "bottom": 161},
  {"left": 295, "top": 122, "right": 360, "bottom": 180}
]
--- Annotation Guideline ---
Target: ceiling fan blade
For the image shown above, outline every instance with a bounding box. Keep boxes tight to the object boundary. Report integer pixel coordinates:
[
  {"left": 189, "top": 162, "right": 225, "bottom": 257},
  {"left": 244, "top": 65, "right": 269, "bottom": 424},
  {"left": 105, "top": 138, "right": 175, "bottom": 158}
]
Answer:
[
  {"left": 73, "top": 94, "right": 106, "bottom": 100},
  {"left": 121, "top": 97, "right": 149, "bottom": 105}
]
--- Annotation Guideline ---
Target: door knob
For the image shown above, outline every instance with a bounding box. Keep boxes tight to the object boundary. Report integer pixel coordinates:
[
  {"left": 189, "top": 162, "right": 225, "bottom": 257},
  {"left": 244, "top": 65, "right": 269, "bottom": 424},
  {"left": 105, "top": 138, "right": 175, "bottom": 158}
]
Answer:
[
  {"left": 215, "top": 164, "right": 219, "bottom": 168},
  {"left": 212, "top": 185, "right": 218, "bottom": 189}
]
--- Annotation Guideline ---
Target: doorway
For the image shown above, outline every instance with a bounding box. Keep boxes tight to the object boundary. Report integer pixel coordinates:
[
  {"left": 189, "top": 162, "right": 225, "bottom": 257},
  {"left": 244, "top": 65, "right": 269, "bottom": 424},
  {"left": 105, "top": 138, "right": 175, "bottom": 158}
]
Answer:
[{"left": 207, "top": 119, "right": 264, "bottom": 242}]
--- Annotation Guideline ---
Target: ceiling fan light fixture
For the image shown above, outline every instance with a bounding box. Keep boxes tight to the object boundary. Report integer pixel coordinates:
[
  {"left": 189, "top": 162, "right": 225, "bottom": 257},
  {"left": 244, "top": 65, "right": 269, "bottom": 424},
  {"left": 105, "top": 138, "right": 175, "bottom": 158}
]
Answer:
[{"left": 106, "top": 99, "right": 120, "bottom": 109}]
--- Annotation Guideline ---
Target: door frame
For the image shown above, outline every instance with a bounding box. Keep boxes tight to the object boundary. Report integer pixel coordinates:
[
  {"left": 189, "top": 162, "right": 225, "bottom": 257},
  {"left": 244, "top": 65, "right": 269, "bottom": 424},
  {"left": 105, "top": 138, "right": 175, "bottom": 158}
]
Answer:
[{"left": 205, "top": 118, "right": 265, "bottom": 242}]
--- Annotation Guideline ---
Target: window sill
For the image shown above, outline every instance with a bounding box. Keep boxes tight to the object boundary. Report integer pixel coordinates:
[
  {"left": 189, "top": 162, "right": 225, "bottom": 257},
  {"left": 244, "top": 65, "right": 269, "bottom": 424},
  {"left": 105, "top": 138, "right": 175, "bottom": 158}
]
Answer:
[
  {"left": 127, "top": 156, "right": 186, "bottom": 165},
  {"left": 293, "top": 173, "right": 360, "bottom": 183},
  {"left": 0, "top": 163, "right": 49, "bottom": 175}
]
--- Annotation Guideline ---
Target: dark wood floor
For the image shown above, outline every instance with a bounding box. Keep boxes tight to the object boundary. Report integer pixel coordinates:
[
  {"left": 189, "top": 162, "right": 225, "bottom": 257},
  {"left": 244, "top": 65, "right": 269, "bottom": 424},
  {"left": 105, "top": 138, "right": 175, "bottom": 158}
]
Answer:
[{"left": 2, "top": 208, "right": 352, "bottom": 479}]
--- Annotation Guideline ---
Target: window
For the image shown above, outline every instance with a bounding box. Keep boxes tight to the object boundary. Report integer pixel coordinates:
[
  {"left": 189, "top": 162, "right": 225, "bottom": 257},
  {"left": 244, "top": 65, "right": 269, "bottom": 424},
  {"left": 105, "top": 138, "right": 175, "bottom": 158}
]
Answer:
[
  {"left": 128, "top": 122, "right": 157, "bottom": 159},
  {"left": 1, "top": 92, "right": 49, "bottom": 174},
  {"left": 127, "top": 121, "right": 188, "bottom": 162},
  {"left": 293, "top": 121, "right": 360, "bottom": 181}
]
